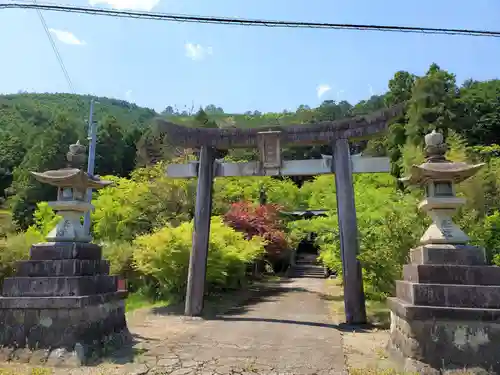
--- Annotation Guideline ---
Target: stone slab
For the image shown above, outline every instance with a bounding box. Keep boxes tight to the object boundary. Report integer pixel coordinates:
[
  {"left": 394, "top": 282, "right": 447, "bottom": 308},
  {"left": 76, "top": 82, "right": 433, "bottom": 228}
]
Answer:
[
  {"left": 2, "top": 276, "right": 117, "bottom": 297},
  {"left": 410, "top": 244, "right": 486, "bottom": 266},
  {"left": 16, "top": 259, "right": 110, "bottom": 277},
  {"left": 167, "top": 156, "right": 391, "bottom": 177},
  {"left": 389, "top": 309, "right": 500, "bottom": 373},
  {"left": 29, "top": 242, "right": 102, "bottom": 261},
  {"left": 403, "top": 264, "right": 500, "bottom": 285},
  {"left": 388, "top": 297, "right": 500, "bottom": 322},
  {"left": 396, "top": 280, "right": 500, "bottom": 308},
  {"left": 0, "top": 300, "right": 129, "bottom": 358},
  {"left": 0, "top": 291, "right": 127, "bottom": 309}
]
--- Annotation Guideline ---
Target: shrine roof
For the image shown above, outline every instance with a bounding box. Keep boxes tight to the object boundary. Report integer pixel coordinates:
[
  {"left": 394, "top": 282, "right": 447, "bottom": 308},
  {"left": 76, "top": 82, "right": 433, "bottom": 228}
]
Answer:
[
  {"left": 281, "top": 210, "right": 328, "bottom": 218},
  {"left": 156, "top": 103, "right": 405, "bottom": 149}
]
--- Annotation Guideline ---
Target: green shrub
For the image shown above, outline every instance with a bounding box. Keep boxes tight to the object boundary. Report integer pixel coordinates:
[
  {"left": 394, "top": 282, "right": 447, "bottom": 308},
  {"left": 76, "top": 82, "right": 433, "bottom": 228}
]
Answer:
[
  {"left": 132, "top": 217, "right": 265, "bottom": 298},
  {"left": 92, "top": 163, "right": 194, "bottom": 242},
  {"left": 101, "top": 240, "right": 152, "bottom": 293},
  {"left": 0, "top": 232, "right": 40, "bottom": 287},
  {"left": 288, "top": 174, "right": 426, "bottom": 300},
  {"left": 0, "top": 202, "right": 53, "bottom": 287},
  {"left": 25, "top": 201, "right": 60, "bottom": 239}
]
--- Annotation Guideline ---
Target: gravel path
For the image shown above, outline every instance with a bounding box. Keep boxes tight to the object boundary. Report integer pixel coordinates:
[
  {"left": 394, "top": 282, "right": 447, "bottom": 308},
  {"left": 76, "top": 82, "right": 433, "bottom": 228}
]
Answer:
[{"left": 1, "top": 278, "right": 347, "bottom": 375}]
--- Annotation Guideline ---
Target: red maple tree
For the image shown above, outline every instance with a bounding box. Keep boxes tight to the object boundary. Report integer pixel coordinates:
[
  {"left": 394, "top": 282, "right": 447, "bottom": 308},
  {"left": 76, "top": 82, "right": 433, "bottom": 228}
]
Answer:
[{"left": 223, "top": 202, "right": 289, "bottom": 261}]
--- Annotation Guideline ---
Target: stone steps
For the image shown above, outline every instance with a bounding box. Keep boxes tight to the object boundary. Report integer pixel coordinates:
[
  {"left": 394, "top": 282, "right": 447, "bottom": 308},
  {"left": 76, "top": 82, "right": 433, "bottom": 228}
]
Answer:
[{"left": 289, "top": 265, "right": 326, "bottom": 279}]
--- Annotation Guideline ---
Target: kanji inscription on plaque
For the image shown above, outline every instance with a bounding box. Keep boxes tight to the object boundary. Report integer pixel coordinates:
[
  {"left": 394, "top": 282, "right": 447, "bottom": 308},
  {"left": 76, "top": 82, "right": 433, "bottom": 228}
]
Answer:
[{"left": 257, "top": 131, "right": 282, "bottom": 169}]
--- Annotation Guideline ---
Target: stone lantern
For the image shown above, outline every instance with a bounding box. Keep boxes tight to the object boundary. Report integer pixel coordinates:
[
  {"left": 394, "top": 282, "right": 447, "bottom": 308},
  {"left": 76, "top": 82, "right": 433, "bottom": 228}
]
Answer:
[
  {"left": 400, "top": 130, "right": 484, "bottom": 246},
  {"left": 388, "top": 130, "right": 500, "bottom": 374},
  {"left": 31, "top": 140, "right": 112, "bottom": 243},
  {"left": 0, "top": 141, "right": 129, "bottom": 367}
]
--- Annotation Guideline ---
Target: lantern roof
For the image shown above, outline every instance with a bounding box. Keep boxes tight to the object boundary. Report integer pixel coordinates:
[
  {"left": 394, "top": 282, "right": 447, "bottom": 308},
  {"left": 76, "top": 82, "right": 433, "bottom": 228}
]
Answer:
[
  {"left": 400, "top": 130, "right": 484, "bottom": 186},
  {"left": 31, "top": 168, "right": 112, "bottom": 190},
  {"left": 31, "top": 140, "right": 113, "bottom": 190}
]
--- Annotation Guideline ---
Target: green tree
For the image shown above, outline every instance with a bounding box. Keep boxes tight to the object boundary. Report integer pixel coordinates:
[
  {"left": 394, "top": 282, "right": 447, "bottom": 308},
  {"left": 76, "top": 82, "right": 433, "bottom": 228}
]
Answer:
[
  {"left": 10, "top": 112, "right": 79, "bottom": 229},
  {"left": 454, "top": 80, "right": 500, "bottom": 146},
  {"left": 95, "top": 115, "right": 127, "bottom": 176},
  {"left": 406, "top": 63, "right": 458, "bottom": 146}
]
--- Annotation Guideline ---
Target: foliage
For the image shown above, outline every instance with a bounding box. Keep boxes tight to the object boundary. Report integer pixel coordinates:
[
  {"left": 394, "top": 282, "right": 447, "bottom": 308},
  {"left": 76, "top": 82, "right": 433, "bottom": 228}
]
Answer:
[
  {"left": 213, "top": 176, "right": 302, "bottom": 214},
  {"left": 455, "top": 79, "right": 500, "bottom": 146},
  {"left": 10, "top": 113, "right": 79, "bottom": 229},
  {"left": 223, "top": 202, "right": 289, "bottom": 262},
  {"left": 0, "top": 232, "right": 41, "bottom": 287},
  {"left": 133, "top": 217, "right": 265, "bottom": 298},
  {"left": 289, "top": 174, "right": 426, "bottom": 300},
  {"left": 25, "top": 201, "right": 61, "bottom": 239},
  {"left": 3, "top": 63, "right": 500, "bottom": 305},
  {"left": 92, "top": 162, "right": 194, "bottom": 241},
  {"left": 405, "top": 63, "right": 457, "bottom": 145},
  {"left": 472, "top": 212, "right": 500, "bottom": 264},
  {"left": 101, "top": 240, "right": 150, "bottom": 293}
]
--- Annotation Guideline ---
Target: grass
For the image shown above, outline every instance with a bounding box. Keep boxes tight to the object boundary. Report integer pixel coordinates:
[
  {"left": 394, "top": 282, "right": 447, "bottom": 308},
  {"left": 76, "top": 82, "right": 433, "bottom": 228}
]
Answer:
[
  {"left": 0, "top": 369, "right": 52, "bottom": 375},
  {"left": 325, "top": 278, "right": 391, "bottom": 328},
  {"left": 125, "top": 293, "right": 171, "bottom": 312},
  {"left": 349, "top": 370, "right": 417, "bottom": 375},
  {"left": 0, "top": 209, "right": 14, "bottom": 235}
]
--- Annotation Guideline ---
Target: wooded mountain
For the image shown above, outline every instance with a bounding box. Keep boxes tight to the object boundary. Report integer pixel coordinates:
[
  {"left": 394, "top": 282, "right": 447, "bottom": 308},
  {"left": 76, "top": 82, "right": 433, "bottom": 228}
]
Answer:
[{"left": 1, "top": 63, "right": 499, "bottom": 229}]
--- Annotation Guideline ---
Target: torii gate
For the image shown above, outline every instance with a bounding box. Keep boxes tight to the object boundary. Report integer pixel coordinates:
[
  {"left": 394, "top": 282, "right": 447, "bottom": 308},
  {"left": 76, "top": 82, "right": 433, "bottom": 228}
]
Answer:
[{"left": 161, "top": 104, "right": 404, "bottom": 325}]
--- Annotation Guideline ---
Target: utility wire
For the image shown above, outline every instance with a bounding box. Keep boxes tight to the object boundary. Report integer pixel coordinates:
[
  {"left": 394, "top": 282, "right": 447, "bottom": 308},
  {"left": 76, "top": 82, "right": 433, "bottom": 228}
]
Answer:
[
  {"left": 3, "top": 1, "right": 500, "bottom": 38},
  {"left": 31, "top": 0, "right": 75, "bottom": 93}
]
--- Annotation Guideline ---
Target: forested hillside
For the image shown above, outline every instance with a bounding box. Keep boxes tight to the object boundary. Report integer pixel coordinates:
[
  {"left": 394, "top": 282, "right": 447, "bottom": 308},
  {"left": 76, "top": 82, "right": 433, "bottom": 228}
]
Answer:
[{"left": 1, "top": 63, "right": 500, "bottom": 303}]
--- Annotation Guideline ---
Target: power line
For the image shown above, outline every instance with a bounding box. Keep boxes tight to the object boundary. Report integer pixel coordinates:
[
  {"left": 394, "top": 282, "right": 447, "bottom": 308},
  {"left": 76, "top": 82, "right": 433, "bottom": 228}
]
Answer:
[
  {"left": 31, "top": 0, "right": 75, "bottom": 93},
  {"left": 3, "top": 1, "right": 500, "bottom": 38}
]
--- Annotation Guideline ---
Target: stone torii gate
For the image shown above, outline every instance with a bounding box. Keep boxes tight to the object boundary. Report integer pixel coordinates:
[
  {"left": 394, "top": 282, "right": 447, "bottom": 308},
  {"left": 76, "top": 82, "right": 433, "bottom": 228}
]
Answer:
[{"left": 161, "top": 104, "right": 404, "bottom": 325}]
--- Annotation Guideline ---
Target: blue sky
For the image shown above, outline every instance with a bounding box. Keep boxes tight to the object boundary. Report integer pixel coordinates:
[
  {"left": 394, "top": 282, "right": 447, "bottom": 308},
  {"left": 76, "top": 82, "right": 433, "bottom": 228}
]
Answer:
[{"left": 1, "top": 0, "right": 499, "bottom": 114}]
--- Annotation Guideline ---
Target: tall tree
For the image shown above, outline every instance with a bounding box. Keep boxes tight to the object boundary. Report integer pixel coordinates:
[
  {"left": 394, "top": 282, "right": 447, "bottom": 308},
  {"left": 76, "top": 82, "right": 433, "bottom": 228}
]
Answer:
[
  {"left": 10, "top": 112, "right": 79, "bottom": 229},
  {"left": 384, "top": 70, "right": 417, "bottom": 182},
  {"left": 406, "top": 64, "right": 457, "bottom": 146},
  {"left": 94, "top": 115, "right": 127, "bottom": 177},
  {"left": 454, "top": 80, "right": 500, "bottom": 146}
]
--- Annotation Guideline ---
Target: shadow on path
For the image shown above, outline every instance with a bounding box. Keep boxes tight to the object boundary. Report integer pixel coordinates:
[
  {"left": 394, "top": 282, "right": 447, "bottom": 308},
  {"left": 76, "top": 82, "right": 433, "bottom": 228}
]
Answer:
[
  {"left": 150, "top": 278, "right": 300, "bottom": 319},
  {"left": 211, "top": 315, "right": 377, "bottom": 333}
]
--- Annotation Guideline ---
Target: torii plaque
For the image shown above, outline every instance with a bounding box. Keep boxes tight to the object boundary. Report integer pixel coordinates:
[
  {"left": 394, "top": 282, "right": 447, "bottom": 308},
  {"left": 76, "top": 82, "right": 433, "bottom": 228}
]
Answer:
[{"left": 161, "top": 104, "right": 405, "bottom": 324}]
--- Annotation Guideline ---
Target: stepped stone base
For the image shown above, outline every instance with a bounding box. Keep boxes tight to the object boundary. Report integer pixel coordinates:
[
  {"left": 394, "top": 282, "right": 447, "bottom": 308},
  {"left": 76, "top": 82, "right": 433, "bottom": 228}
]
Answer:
[
  {"left": 388, "top": 244, "right": 500, "bottom": 374},
  {"left": 0, "top": 242, "right": 129, "bottom": 366},
  {"left": 388, "top": 298, "right": 500, "bottom": 374}
]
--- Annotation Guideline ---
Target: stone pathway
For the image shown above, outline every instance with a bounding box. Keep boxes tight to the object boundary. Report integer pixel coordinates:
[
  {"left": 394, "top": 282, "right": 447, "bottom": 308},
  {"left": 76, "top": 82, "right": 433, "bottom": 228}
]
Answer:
[{"left": 2, "top": 278, "right": 347, "bottom": 375}]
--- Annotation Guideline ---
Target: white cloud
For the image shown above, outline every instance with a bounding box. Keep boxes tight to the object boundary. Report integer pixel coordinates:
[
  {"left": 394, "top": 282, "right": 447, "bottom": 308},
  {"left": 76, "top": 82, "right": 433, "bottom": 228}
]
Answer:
[
  {"left": 88, "top": 0, "right": 160, "bottom": 11},
  {"left": 185, "top": 43, "right": 213, "bottom": 61},
  {"left": 125, "top": 90, "right": 132, "bottom": 101},
  {"left": 316, "top": 84, "right": 331, "bottom": 99},
  {"left": 368, "top": 84, "right": 374, "bottom": 96},
  {"left": 49, "top": 28, "right": 86, "bottom": 45}
]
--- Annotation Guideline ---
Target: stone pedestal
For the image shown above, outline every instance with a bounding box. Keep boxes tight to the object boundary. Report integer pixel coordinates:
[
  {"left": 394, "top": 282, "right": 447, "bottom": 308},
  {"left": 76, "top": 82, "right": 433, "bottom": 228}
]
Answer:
[
  {"left": 0, "top": 242, "right": 130, "bottom": 366},
  {"left": 388, "top": 244, "right": 500, "bottom": 374}
]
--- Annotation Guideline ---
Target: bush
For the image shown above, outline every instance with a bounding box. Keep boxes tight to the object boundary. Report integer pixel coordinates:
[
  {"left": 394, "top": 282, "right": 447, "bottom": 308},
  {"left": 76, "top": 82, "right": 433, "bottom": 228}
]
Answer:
[
  {"left": 132, "top": 217, "right": 265, "bottom": 299},
  {"left": 224, "top": 202, "right": 289, "bottom": 265},
  {"left": 288, "top": 174, "right": 426, "bottom": 300},
  {"left": 0, "top": 232, "right": 40, "bottom": 287},
  {"left": 92, "top": 162, "right": 194, "bottom": 242},
  {"left": 102, "top": 240, "right": 151, "bottom": 294}
]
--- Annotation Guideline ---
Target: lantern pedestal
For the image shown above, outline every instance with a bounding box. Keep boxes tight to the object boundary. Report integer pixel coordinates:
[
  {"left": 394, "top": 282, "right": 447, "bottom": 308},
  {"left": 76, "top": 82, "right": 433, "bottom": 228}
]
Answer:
[
  {"left": 46, "top": 200, "right": 94, "bottom": 243},
  {"left": 0, "top": 242, "right": 130, "bottom": 366},
  {"left": 388, "top": 244, "right": 500, "bottom": 374},
  {"left": 418, "top": 197, "right": 470, "bottom": 245}
]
